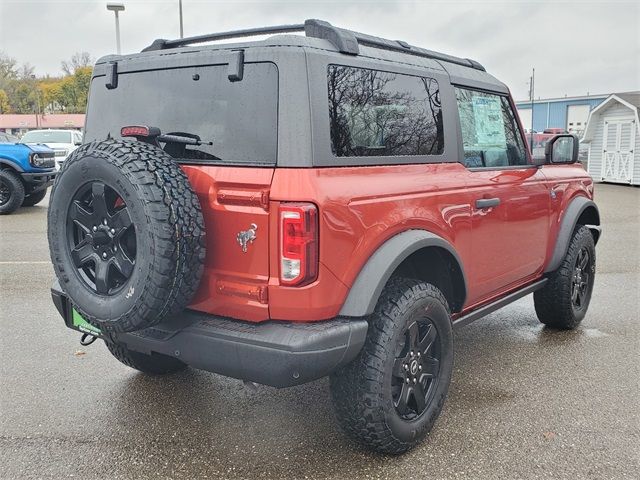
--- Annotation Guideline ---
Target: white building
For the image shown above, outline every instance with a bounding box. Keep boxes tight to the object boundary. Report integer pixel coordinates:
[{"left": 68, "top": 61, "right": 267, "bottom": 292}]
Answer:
[{"left": 582, "top": 92, "right": 640, "bottom": 185}]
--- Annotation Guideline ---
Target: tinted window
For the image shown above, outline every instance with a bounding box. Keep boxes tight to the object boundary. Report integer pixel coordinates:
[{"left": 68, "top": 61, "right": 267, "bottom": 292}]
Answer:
[
  {"left": 85, "top": 63, "right": 278, "bottom": 165},
  {"left": 327, "top": 65, "right": 444, "bottom": 157},
  {"left": 455, "top": 88, "right": 527, "bottom": 168}
]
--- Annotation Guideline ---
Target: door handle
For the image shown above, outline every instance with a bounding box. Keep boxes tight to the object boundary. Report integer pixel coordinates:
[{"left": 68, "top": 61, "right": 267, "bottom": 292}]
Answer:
[{"left": 475, "top": 198, "right": 501, "bottom": 209}]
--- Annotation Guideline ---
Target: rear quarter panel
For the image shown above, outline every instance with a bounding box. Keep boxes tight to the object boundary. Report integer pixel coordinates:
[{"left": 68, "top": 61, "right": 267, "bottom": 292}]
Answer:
[{"left": 268, "top": 163, "right": 473, "bottom": 320}]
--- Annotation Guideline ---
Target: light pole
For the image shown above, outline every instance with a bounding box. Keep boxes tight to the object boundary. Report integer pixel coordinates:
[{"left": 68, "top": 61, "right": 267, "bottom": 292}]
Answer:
[
  {"left": 106, "top": 3, "right": 125, "bottom": 54},
  {"left": 179, "top": 0, "right": 184, "bottom": 38}
]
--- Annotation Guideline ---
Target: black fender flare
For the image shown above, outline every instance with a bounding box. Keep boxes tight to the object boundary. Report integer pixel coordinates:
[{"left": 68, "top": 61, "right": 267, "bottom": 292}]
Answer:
[
  {"left": 545, "top": 196, "right": 601, "bottom": 273},
  {"left": 0, "top": 159, "right": 24, "bottom": 172},
  {"left": 338, "top": 230, "right": 468, "bottom": 317}
]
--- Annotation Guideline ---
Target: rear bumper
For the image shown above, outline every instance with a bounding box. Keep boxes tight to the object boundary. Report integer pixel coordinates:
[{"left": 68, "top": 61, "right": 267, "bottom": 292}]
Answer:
[{"left": 51, "top": 283, "right": 368, "bottom": 388}]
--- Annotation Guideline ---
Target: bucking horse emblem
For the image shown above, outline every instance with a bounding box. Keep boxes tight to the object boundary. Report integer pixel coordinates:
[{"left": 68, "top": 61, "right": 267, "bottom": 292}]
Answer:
[{"left": 236, "top": 223, "right": 258, "bottom": 253}]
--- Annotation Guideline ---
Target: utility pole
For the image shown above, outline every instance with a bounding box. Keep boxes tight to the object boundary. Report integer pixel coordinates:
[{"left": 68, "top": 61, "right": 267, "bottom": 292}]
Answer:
[
  {"left": 179, "top": 0, "right": 184, "bottom": 38},
  {"left": 106, "top": 3, "right": 125, "bottom": 54},
  {"left": 529, "top": 67, "right": 535, "bottom": 150}
]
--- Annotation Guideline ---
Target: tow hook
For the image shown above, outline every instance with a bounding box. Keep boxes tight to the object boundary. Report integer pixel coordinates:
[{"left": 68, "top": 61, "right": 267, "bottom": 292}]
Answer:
[{"left": 80, "top": 332, "right": 98, "bottom": 346}]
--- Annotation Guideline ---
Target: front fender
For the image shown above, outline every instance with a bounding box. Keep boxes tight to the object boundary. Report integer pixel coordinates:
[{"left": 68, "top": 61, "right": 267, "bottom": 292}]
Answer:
[
  {"left": 338, "top": 229, "right": 467, "bottom": 317},
  {"left": 545, "top": 196, "right": 601, "bottom": 273}
]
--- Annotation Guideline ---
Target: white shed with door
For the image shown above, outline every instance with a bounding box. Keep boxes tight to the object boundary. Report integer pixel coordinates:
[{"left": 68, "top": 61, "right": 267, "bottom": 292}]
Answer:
[{"left": 582, "top": 92, "right": 640, "bottom": 185}]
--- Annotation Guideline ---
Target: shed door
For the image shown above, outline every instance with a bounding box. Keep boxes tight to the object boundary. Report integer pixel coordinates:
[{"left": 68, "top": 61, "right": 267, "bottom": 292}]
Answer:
[{"left": 602, "top": 118, "right": 636, "bottom": 183}]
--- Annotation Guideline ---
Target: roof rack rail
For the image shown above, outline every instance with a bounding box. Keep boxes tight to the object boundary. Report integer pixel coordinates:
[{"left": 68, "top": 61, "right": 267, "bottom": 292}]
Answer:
[{"left": 141, "top": 19, "right": 485, "bottom": 71}]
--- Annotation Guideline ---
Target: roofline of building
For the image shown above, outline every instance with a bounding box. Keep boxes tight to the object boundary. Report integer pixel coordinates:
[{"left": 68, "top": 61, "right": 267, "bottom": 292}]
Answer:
[{"left": 515, "top": 93, "right": 611, "bottom": 105}]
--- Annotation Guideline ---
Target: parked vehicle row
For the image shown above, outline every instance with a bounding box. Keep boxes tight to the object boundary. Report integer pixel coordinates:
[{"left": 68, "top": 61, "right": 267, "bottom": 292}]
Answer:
[{"left": 0, "top": 129, "right": 80, "bottom": 214}]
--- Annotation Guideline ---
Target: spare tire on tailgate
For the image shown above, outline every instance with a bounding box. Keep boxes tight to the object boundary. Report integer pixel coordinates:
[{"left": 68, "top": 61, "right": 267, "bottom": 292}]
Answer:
[{"left": 48, "top": 139, "right": 206, "bottom": 333}]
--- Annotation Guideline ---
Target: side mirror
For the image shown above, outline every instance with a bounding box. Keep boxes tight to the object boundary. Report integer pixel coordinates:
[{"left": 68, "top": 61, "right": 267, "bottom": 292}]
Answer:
[{"left": 545, "top": 134, "right": 579, "bottom": 164}]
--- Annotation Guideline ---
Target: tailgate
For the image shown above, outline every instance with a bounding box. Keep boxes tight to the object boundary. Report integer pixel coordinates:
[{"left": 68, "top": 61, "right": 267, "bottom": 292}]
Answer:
[{"left": 183, "top": 165, "right": 275, "bottom": 321}]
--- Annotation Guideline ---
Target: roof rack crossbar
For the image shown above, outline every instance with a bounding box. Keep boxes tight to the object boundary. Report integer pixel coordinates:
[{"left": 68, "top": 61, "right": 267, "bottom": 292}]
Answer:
[
  {"left": 142, "top": 23, "right": 305, "bottom": 52},
  {"left": 141, "top": 19, "right": 485, "bottom": 71},
  {"left": 351, "top": 31, "right": 485, "bottom": 71}
]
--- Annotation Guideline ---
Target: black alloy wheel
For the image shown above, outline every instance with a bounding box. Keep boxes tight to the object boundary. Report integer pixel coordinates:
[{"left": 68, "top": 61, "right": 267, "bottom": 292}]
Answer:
[
  {"left": 571, "top": 247, "right": 591, "bottom": 311},
  {"left": 67, "top": 181, "right": 136, "bottom": 296},
  {"left": 392, "top": 318, "right": 441, "bottom": 420}
]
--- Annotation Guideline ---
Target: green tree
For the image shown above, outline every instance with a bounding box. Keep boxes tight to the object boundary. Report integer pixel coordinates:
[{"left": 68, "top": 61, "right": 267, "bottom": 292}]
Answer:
[{"left": 0, "top": 89, "right": 10, "bottom": 113}]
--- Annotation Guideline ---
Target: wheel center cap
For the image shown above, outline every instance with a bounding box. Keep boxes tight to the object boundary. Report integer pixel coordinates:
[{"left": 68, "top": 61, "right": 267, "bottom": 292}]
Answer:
[
  {"left": 409, "top": 359, "right": 419, "bottom": 376},
  {"left": 91, "top": 229, "right": 112, "bottom": 246}
]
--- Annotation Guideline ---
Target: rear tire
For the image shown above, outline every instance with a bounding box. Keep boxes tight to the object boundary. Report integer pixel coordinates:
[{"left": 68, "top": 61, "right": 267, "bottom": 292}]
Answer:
[
  {"left": 0, "top": 169, "right": 25, "bottom": 215},
  {"left": 330, "top": 278, "right": 453, "bottom": 454},
  {"left": 534, "top": 225, "right": 596, "bottom": 329},
  {"left": 105, "top": 340, "right": 187, "bottom": 375},
  {"left": 22, "top": 188, "right": 48, "bottom": 207}
]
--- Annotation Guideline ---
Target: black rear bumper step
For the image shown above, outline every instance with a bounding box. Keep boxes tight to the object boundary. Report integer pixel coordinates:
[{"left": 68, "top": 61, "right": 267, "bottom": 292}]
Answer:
[{"left": 51, "top": 283, "right": 368, "bottom": 388}]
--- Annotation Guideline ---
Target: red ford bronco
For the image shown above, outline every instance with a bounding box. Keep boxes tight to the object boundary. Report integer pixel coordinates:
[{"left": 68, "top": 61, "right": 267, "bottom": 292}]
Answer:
[{"left": 48, "top": 20, "right": 601, "bottom": 454}]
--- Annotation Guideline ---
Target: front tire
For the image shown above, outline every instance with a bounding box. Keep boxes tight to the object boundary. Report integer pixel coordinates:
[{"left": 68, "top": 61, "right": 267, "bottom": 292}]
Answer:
[
  {"left": 534, "top": 225, "right": 596, "bottom": 329},
  {"left": 0, "top": 169, "right": 25, "bottom": 215},
  {"left": 330, "top": 278, "right": 454, "bottom": 454}
]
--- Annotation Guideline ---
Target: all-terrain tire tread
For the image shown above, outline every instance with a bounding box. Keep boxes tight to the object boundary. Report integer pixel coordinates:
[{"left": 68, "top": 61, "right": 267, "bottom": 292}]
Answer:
[
  {"left": 0, "top": 169, "right": 26, "bottom": 214},
  {"left": 330, "top": 277, "right": 450, "bottom": 455},
  {"left": 48, "top": 139, "right": 206, "bottom": 333},
  {"left": 534, "top": 225, "right": 595, "bottom": 329}
]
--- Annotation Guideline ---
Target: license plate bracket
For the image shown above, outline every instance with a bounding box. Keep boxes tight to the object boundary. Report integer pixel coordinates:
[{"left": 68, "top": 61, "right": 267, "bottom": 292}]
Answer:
[{"left": 65, "top": 305, "right": 103, "bottom": 338}]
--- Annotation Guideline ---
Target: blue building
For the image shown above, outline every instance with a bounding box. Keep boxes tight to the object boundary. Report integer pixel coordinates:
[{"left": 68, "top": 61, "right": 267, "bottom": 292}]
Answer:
[{"left": 516, "top": 94, "right": 609, "bottom": 137}]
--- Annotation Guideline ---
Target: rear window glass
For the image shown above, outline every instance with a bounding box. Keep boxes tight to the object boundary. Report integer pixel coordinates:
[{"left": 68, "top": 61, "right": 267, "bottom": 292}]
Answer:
[
  {"left": 85, "top": 62, "right": 278, "bottom": 165},
  {"left": 327, "top": 65, "right": 444, "bottom": 157}
]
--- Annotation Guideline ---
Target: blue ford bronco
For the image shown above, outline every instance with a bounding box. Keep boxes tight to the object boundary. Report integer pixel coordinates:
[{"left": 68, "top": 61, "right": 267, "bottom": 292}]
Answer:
[{"left": 0, "top": 140, "right": 57, "bottom": 214}]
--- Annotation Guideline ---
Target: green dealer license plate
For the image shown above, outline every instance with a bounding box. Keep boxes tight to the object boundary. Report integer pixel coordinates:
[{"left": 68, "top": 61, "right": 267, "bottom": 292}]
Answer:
[{"left": 71, "top": 308, "right": 102, "bottom": 337}]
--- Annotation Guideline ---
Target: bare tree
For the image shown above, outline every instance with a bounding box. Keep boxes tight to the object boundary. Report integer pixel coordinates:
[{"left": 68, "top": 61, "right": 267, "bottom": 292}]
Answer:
[{"left": 61, "top": 52, "right": 93, "bottom": 75}]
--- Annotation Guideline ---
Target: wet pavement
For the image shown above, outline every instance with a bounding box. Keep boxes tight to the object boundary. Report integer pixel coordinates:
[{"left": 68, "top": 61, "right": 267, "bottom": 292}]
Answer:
[{"left": 1, "top": 184, "right": 638, "bottom": 479}]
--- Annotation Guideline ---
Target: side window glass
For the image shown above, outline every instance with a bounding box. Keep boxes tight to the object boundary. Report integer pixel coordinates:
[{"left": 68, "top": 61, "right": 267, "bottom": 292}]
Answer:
[
  {"left": 327, "top": 65, "right": 444, "bottom": 157},
  {"left": 455, "top": 88, "right": 527, "bottom": 168}
]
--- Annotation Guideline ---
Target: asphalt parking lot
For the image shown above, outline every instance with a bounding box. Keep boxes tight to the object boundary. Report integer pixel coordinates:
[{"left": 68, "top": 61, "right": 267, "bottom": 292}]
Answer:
[{"left": 1, "top": 183, "right": 638, "bottom": 479}]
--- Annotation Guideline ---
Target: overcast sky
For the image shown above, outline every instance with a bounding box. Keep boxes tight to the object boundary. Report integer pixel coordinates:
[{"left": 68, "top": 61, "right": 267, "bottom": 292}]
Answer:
[{"left": 1, "top": 0, "right": 638, "bottom": 100}]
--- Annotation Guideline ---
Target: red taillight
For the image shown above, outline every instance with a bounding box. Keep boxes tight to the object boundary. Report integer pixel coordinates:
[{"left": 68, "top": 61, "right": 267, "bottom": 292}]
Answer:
[
  {"left": 279, "top": 203, "right": 318, "bottom": 287},
  {"left": 120, "top": 125, "right": 151, "bottom": 137}
]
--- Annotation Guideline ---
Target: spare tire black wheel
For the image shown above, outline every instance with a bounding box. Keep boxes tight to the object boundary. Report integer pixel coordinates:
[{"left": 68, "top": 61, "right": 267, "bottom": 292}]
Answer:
[{"left": 48, "top": 139, "right": 206, "bottom": 333}]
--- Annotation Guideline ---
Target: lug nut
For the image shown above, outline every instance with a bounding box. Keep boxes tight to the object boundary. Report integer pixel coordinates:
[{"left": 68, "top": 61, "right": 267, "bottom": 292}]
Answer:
[
  {"left": 92, "top": 226, "right": 97, "bottom": 232},
  {"left": 410, "top": 351, "right": 414, "bottom": 357},
  {"left": 418, "top": 365, "right": 422, "bottom": 371},
  {"left": 417, "top": 352, "right": 421, "bottom": 358},
  {"left": 406, "top": 378, "right": 410, "bottom": 384},
  {"left": 102, "top": 252, "right": 107, "bottom": 259},
  {"left": 103, "top": 218, "right": 108, "bottom": 225},
  {"left": 110, "top": 228, "right": 116, "bottom": 235},
  {"left": 413, "top": 378, "right": 417, "bottom": 384}
]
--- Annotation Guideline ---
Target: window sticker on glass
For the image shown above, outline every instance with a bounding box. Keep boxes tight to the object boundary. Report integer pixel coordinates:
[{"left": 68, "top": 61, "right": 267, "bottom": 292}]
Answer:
[{"left": 471, "top": 96, "right": 506, "bottom": 147}]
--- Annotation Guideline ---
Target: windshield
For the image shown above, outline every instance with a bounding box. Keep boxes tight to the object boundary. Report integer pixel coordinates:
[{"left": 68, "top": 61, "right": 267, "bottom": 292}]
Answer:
[
  {"left": 21, "top": 131, "right": 72, "bottom": 144},
  {"left": 85, "top": 62, "right": 278, "bottom": 165}
]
